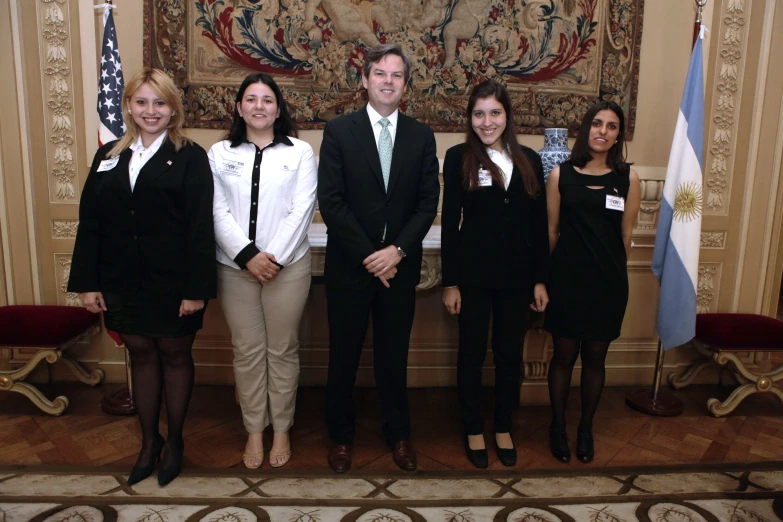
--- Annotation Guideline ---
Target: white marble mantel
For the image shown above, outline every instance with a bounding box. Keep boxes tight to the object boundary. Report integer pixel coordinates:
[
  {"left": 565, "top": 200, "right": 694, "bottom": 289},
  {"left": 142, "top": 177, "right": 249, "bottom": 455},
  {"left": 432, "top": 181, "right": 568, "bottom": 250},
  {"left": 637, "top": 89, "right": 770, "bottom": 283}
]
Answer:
[
  {"left": 307, "top": 169, "right": 664, "bottom": 291},
  {"left": 307, "top": 223, "right": 443, "bottom": 291}
]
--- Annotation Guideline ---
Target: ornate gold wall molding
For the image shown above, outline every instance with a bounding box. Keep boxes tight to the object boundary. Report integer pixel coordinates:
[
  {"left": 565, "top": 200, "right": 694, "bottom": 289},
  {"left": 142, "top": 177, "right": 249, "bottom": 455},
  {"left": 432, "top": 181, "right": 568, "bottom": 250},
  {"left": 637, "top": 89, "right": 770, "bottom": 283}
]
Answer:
[
  {"left": 700, "top": 231, "right": 727, "bottom": 248},
  {"left": 37, "top": 0, "right": 78, "bottom": 203},
  {"left": 697, "top": 263, "right": 722, "bottom": 313},
  {"left": 705, "top": 0, "right": 749, "bottom": 213},
  {"left": 51, "top": 220, "right": 78, "bottom": 238},
  {"left": 54, "top": 254, "right": 80, "bottom": 306}
]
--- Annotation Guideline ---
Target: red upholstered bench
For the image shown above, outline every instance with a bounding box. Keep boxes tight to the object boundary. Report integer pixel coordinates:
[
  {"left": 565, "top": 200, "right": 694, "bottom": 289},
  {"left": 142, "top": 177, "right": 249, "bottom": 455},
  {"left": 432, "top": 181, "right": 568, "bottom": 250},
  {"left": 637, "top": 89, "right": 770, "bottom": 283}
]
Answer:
[
  {"left": 668, "top": 313, "right": 783, "bottom": 416},
  {"left": 0, "top": 305, "right": 104, "bottom": 415}
]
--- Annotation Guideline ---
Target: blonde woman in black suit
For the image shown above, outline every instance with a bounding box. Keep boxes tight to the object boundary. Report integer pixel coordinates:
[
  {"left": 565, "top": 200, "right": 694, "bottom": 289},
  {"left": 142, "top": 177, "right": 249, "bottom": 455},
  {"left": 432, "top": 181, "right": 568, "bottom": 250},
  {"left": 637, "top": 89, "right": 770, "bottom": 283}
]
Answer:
[
  {"left": 69, "top": 68, "right": 216, "bottom": 487},
  {"left": 441, "top": 80, "right": 549, "bottom": 468}
]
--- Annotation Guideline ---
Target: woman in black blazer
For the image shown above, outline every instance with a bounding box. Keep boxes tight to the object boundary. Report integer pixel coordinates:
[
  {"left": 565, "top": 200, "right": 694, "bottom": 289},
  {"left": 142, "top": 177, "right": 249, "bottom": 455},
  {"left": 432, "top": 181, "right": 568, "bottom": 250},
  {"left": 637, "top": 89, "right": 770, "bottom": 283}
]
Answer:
[
  {"left": 68, "top": 68, "right": 216, "bottom": 486},
  {"left": 441, "top": 80, "right": 549, "bottom": 468}
]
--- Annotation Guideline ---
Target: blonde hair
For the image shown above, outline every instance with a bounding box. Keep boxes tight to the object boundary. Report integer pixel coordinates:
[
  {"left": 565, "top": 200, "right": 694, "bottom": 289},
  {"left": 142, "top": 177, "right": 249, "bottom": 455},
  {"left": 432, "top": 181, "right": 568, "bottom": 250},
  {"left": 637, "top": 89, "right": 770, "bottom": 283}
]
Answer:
[{"left": 108, "top": 68, "right": 189, "bottom": 158}]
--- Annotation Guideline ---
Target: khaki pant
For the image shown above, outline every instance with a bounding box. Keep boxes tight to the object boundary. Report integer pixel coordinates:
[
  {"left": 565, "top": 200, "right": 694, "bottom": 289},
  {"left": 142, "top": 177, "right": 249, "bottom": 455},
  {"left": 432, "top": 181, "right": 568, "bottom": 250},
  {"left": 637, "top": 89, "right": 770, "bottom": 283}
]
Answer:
[{"left": 217, "top": 251, "right": 311, "bottom": 433}]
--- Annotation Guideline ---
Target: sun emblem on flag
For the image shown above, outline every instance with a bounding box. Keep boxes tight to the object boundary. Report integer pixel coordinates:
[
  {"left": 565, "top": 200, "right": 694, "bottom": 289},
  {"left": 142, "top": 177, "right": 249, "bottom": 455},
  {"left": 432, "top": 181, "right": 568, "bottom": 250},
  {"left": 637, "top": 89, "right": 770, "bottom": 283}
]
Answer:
[{"left": 673, "top": 181, "right": 703, "bottom": 222}]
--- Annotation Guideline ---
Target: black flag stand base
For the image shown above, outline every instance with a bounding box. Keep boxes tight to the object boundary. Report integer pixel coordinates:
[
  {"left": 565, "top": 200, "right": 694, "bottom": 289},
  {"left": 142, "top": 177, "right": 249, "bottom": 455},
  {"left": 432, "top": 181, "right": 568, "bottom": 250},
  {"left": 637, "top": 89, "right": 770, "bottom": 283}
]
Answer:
[{"left": 625, "top": 339, "right": 684, "bottom": 417}]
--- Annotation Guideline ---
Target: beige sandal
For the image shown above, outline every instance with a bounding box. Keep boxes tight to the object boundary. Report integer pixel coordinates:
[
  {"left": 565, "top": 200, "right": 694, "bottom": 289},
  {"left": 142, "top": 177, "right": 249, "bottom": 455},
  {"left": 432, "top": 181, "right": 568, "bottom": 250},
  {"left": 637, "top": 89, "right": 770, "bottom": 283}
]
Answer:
[
  {"left": 269, "top": 449, "right": 291, "bottom": 468},
  {"left": 242, "top": 451, "right": 264, "bottom": 469}
]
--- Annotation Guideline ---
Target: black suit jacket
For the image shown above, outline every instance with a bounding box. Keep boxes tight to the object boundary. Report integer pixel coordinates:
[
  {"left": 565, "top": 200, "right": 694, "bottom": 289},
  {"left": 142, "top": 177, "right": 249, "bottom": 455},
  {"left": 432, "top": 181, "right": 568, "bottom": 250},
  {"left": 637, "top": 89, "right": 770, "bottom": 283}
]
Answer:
[
  {"left": 68, "top": 139, "right": 216, "bottom": 301},
  {"left": 317, "top": 106, "right": 440, "bottom": 290},
  {"left": 440, "top": 143, "right": 549, "bottom": 292}
]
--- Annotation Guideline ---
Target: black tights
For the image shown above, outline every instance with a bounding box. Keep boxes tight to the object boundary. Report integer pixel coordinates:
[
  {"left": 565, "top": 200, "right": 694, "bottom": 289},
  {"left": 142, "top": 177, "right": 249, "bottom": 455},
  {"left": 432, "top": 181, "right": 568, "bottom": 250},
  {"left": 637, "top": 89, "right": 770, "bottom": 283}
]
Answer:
[
  {"left": 121, "top": 333, "right": 196, "bottom": 468},
  {"left": 547, "top": 336, "right": 610, "bottom": 428}
]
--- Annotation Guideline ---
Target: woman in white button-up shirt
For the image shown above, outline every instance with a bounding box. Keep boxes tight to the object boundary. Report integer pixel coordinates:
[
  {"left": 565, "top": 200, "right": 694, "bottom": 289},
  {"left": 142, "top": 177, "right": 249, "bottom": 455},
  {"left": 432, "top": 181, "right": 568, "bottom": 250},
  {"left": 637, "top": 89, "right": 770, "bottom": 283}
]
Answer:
[{"left": 209, "top": 73, "right": 317, "bottom": 469}]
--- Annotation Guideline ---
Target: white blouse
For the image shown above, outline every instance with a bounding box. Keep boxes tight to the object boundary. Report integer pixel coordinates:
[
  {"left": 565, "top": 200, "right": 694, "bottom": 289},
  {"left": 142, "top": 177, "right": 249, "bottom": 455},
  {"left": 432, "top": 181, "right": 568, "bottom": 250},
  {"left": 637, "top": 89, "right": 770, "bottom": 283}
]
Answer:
[
  {"left": 486, "top": 147, "right": 513, "bottom": 189},
  {"left": 129, "top": 131, "right": 167, "bottom": 191},
  {"left": 208, "top": 136, "right": 317, "bottom": 269}
]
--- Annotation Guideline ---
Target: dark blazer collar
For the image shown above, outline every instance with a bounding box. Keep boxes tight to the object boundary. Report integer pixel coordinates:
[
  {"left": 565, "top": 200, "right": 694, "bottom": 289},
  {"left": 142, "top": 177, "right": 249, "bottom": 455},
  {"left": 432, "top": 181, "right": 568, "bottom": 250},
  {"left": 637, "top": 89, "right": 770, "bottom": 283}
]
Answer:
[
  {"left": 386, "top": 112, "right": 414, "bottom": 199},
  {"left": 349, "top": 105, "right": 416, "bottom": 198},
  {"left": 351, "top": 106, "right": 385, "bottom": 192},
  {"left": 134, "top": 138, "right": 178, "bottom": 192}
]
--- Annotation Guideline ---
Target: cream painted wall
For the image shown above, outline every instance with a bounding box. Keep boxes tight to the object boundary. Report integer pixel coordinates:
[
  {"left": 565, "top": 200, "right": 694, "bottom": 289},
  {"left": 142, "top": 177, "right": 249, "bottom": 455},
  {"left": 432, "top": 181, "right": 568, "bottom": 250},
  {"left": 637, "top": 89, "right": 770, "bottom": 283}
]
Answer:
[{"left": 79, "top": 0, "right": 705, "bottom": 168}]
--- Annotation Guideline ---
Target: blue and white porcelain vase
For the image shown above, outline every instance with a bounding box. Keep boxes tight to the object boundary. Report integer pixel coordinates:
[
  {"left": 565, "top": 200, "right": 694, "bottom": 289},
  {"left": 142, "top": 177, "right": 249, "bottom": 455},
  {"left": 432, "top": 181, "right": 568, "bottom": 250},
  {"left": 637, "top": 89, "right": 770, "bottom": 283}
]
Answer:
[{"left": 538, "top": 128, "right": 571, "bottom": 181}]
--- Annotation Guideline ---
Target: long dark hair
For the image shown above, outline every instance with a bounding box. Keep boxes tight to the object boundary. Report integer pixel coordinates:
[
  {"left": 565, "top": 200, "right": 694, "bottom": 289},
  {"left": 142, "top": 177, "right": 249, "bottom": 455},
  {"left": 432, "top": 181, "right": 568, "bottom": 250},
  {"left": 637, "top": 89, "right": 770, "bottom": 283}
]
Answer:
[
  {"left": 226, "top": 73, "right": 297, "bottom": 147},
  {"left": 570, "top": 100, "right": 628, "bottom": 171},
  {"left": 462, "top": 81, "right": 539, "bottom": 197}
]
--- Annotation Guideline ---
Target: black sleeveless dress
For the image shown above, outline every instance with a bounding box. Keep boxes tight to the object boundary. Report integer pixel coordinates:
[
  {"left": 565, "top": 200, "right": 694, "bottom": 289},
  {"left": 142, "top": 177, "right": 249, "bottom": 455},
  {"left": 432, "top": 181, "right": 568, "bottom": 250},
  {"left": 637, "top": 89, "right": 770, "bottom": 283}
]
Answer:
[{"left": 544, "top": 161, "right": 630, "bottom": 342}]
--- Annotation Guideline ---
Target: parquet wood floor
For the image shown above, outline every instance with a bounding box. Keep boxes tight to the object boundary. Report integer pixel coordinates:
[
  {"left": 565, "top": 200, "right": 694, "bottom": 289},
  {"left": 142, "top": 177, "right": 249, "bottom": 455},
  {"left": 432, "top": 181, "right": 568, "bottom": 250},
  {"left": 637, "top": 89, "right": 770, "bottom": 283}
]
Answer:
[{"left": 1, "top": 384, "right": 781, "bottom": 471}]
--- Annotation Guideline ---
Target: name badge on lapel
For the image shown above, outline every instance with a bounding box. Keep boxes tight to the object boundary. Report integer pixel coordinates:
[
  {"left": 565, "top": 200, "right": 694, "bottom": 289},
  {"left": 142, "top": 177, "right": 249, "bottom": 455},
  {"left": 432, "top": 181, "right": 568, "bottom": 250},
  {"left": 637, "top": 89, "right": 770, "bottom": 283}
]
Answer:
[
  {"left": 606, "top": 195, "right": 625, "bottom": 212},
  {"left": 220, "top": 159, "right": 244, "bottom": 177},
  {"left": 478, "top": 167, "right": 492, "bottom": 187},
  {"left": 97, "top": 157, "right": 120, "bottom": 172}
]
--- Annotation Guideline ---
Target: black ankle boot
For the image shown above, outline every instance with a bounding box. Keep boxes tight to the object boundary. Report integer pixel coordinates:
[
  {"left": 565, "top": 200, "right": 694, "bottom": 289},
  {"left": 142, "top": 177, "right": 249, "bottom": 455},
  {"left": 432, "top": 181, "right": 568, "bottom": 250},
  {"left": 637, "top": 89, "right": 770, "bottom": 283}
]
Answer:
[
  {"left": 549, "top": 424, "right": 570, "bottom": 463},
  {"left": 576, "top": 424, "right": 594, "bottom": 463},
  {"left": 127, "top": 434, "right": 164, "bottom": 486},
  {"left": 158, "top": 438, "right": 184, "bottom": 486},
  {"left": 464, "top": 434, "right": 488, "bottom": 469}
]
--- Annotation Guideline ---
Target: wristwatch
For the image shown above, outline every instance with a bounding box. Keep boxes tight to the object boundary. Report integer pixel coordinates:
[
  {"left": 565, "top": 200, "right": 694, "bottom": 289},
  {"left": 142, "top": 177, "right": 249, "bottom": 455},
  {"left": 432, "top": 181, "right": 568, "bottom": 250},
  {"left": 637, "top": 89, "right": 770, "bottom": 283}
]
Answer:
[{"left": 396, "top": 246, "right": 407, "bottom": 258}]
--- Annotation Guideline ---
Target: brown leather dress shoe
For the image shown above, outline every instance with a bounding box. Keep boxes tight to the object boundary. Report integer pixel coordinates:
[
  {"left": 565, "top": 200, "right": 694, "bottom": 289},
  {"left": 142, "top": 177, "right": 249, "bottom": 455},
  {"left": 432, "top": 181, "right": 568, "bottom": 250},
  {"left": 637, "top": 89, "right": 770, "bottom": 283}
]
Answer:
[
  {"left": 327, "top": 444, "right": 352, "bottom": 473},
  {"left": 391, "top": 440, "right": 417, "bottom": 471}
]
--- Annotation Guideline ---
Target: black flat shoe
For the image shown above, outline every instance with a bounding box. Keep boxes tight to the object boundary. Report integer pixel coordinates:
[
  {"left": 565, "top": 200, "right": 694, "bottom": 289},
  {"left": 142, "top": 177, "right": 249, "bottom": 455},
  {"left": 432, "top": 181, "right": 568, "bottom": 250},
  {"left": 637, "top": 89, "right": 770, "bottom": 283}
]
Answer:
[
  {"left": 158, "top": 439, "right": 184, "bottom": 486},
  {"left": 494, "top": 433, "right": 516, "bottom": 467},
  {"left": 576, "top": 424, "right": 594, "bottom": 463},
  {"left": 464, "top": 434, "right": 488, "bottom": 469},
  {"left": 127, "top": 434, "right": 164, "bottom": 486},
  {"left": 549, "top": 425, "right": 571, "bottom": 463}
]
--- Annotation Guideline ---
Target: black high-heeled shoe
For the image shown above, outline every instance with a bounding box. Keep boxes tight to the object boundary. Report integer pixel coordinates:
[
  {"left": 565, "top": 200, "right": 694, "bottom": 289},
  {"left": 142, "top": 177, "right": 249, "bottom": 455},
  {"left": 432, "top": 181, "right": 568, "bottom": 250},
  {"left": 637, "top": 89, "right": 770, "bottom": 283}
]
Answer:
[
  {"left": 494, "top": 433, "right": 516, "bottom": 467},
  {"left": 549, "top": 424, "right": 570, "bottom": 463},
  {"left": 576, "top": 424, "right": 594, "bottom": 463},
  {"left": 464, "top": 434, "right": 488, "bottom": 469},
  {"left": 127, "top": 434, "right": 164, "bottom": 486},
  {"left": 158, "top": 438, "right": 184, "bottom": 486}
]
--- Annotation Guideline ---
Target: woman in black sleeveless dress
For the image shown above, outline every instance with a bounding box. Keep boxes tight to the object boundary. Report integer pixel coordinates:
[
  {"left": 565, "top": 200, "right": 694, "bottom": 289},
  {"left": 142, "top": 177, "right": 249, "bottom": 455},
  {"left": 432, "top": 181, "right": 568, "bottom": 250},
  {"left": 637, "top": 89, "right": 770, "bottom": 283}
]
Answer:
[{"left": 544, "top": 101, "right": 641, "bottom": 463}]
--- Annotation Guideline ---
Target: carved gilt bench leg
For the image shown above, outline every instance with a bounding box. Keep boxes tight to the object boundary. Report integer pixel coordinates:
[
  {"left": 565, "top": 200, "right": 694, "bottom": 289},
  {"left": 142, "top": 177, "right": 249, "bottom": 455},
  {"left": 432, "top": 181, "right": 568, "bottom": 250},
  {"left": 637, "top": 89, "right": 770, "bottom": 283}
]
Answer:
[
  {"left": 61, "top": 353, "right": 105, "bottom": 386},
  {"left": 705, "top": 352, "right": 783, "bottom": 417},
  {"left": 0, "top": 349, "right": 70, "bottom": 415},
  {"left": 668, "top": 340, "right": 714, "bottom": 389}
]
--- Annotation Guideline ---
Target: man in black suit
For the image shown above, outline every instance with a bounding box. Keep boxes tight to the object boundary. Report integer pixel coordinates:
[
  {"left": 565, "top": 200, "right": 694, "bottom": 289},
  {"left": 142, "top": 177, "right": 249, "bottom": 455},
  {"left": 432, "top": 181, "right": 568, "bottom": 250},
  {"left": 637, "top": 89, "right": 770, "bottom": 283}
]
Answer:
[{"left": 317, "top": 44, "right": 440, "bottom": 473}]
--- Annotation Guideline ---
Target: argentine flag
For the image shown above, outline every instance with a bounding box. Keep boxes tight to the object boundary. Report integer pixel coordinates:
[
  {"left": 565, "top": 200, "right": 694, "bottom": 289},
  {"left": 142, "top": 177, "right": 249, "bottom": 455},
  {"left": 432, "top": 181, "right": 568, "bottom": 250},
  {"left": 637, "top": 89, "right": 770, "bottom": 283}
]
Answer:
[{"left": 651, "top": 31, "right": 705, "bottom": 350}]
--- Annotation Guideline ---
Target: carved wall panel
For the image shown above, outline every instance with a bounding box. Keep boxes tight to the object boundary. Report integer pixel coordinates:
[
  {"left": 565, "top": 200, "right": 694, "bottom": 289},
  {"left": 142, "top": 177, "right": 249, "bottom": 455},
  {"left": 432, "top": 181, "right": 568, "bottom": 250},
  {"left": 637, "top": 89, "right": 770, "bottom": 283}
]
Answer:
[
  {"left": 700, "top": 231, "right": 727, "bottom": 249},
  {"left": 704, "top": 0, "right": 749, "bottom": 214},
  {"left": 697, "top": 263, "right": 722, "bottom": 313},
  {"left": 637, "top": 180, "right": 664, "bottom": 231},
  {"left": 51, "top": 220, "right": 79, "bottom": 238},
  {"left": 37, "top": 0, "right": 78, "bottom": 203},
  {"left": 54, "top": 254, "right": 81, "bottom": 307}
]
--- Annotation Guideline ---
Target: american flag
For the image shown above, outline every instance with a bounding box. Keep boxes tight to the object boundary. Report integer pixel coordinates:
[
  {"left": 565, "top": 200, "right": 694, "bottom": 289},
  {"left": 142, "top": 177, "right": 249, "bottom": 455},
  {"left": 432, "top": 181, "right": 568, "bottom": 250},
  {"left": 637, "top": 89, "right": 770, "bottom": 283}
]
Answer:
[{"left": 97, "top": 4, "right": 125, "bottom": 146}]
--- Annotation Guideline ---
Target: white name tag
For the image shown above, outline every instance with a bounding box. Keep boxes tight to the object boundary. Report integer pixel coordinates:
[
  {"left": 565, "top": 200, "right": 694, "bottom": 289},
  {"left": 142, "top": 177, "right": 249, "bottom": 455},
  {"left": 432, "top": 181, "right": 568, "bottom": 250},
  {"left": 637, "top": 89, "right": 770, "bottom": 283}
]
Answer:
[
  {"left": 97, "top": 157, "right": 119, "bottom": 172},
  {"left": 220, "top": 160, "right": 244, "bottom": 177},
  {"left": 606, "top": 195, "right": 625, "bottom": 211},
  {"left": 478, "top": 169, "right": 492, "bottom": 187}
]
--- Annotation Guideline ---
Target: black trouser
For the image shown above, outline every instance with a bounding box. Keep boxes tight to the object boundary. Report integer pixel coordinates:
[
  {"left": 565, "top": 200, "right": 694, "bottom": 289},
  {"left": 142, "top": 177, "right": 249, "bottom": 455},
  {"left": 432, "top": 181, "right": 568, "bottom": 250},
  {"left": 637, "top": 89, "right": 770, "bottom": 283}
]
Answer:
[
  {"left": 325, "top": 282, "right": 416, "bottom": 444},
  {"left": 457, "top": 285, "right": 526, "bottom": 435}
]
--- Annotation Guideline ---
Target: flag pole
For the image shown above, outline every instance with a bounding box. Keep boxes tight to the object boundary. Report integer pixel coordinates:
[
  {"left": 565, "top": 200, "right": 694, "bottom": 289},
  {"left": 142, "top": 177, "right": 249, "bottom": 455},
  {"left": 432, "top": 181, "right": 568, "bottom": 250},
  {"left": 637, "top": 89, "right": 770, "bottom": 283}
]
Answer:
[
  {"left": 625, "top": 340, "right": 683, "bottom": 416},
  {"left": 91, "top": 0, "right": 135, "bottom": 415},
  {"left": 693, "top": 0, "right": 707, "bottom": 49},
  {"left": 626, "top": 1, "right": 707, "bottom": 418}
]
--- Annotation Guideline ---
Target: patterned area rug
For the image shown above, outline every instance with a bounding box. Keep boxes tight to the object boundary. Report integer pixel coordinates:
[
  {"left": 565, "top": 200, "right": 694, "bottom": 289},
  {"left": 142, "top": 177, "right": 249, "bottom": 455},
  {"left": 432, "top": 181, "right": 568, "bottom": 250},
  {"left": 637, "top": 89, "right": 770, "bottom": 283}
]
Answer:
[{"left": 1, "top": 463, "right": 782, "bottom": 522}]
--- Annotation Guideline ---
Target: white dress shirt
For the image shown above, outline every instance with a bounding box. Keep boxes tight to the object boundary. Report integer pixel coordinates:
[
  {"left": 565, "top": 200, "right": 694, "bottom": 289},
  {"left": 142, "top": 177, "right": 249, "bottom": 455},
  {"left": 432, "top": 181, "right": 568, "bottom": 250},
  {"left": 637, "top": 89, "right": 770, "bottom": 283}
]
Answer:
[
  {"left": 209, "top": 136, "right": 318, "bottom": 268},
  {"left": 367, "top": 104, "right": 398, "bottom": 147},
  {"left": 486, "top": 147, "right": 513, "bottom": 189},
  {"left": 128, "top": 131, "right": 168, "bottom": 191}
]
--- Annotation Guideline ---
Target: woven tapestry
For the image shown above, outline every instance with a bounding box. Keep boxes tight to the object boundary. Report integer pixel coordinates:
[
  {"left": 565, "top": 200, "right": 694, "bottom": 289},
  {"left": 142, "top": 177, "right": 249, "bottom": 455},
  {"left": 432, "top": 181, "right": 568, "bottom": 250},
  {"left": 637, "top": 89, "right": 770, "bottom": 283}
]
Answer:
[{"left": 144, "top": 0, "right": 644, "bottom": 136}]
